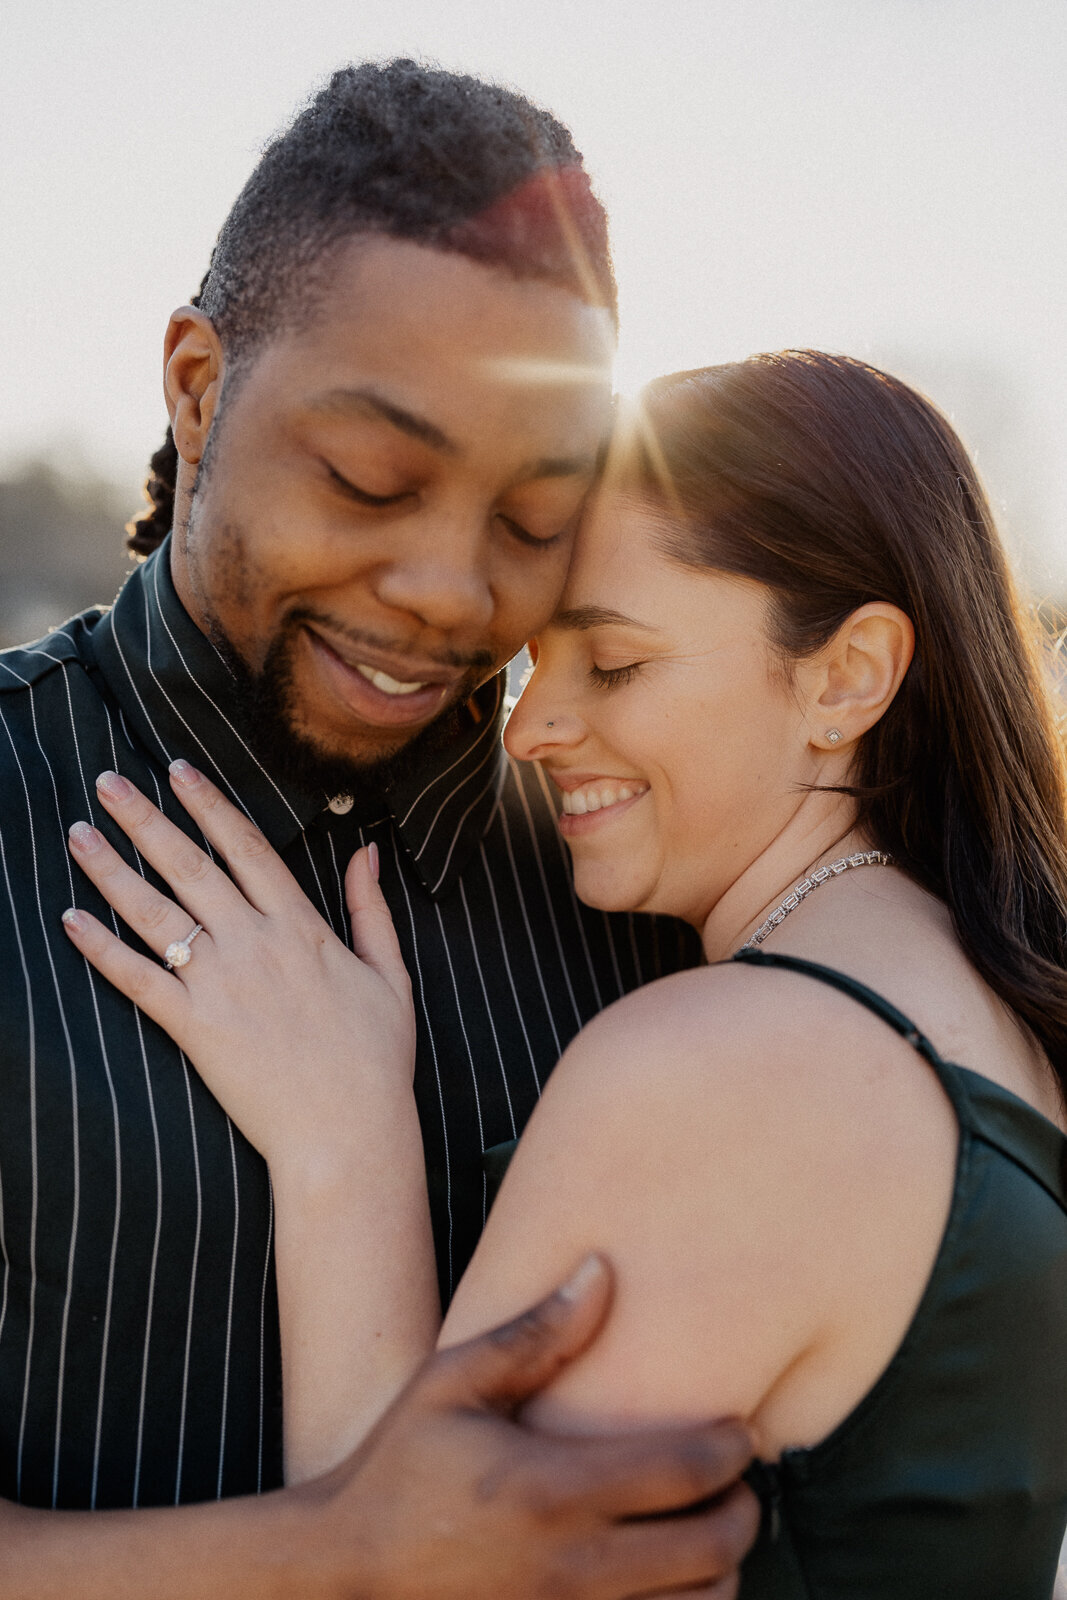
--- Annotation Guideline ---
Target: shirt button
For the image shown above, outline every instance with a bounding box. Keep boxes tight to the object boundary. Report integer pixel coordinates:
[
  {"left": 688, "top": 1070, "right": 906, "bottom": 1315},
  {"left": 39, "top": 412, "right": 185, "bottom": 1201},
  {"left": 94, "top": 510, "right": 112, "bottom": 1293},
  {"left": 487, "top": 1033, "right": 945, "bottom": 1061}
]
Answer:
[{"left": 327, "top": 793, "right": 355, "bottom": 815}]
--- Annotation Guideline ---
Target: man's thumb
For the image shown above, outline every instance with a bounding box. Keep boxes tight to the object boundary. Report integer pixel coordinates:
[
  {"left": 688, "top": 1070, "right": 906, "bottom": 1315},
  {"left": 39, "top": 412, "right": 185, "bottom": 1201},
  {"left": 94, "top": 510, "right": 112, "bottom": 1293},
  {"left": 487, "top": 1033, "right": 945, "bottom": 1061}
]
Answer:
[{"left": 434, "top": 1255, "right": 613, "bottom": 1414}]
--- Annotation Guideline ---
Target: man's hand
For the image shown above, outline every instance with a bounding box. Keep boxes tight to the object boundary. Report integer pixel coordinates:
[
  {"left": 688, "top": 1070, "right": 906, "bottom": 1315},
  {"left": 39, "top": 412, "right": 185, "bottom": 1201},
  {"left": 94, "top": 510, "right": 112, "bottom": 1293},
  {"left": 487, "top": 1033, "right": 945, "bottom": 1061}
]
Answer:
[
  {"left": 304, "top": 1255, "right": 759, "bottom": 1599},
  {"left": 0, "top": 1258, "right": 757, "bottom": 1600}
]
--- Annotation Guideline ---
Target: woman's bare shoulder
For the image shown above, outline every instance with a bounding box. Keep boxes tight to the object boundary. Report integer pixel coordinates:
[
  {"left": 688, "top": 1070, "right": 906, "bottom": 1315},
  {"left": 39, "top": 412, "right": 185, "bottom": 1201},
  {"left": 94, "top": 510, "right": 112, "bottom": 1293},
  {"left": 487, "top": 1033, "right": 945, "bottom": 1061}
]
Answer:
[{"left": 541, "top": 958, "right": 884, "bottom": 1124}]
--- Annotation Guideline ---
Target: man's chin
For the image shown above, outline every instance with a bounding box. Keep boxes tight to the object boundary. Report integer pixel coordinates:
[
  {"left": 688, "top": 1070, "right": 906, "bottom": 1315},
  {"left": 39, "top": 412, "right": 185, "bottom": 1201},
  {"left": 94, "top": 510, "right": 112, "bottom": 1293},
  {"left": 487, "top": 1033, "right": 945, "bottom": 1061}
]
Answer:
[
  {"left": 214, "top": 612, "right": 489, "bottom": 798},
  {"left": 254, "top": 694, "right": 471, "bottom": 799}
]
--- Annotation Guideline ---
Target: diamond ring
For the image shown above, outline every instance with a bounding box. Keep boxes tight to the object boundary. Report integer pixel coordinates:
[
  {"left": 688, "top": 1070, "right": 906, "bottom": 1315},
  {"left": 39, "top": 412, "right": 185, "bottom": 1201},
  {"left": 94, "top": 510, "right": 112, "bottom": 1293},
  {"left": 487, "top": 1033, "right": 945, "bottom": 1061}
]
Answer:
[{"left": 164, "top": 923, "right": 204, "bottom": 970}]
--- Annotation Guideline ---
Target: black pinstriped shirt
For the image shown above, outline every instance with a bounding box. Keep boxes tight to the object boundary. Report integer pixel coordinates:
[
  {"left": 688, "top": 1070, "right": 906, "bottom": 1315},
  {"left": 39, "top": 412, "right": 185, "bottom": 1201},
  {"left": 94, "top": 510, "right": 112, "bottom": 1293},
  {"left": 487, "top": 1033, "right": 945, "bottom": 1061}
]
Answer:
[{"left": 0, "top": 544, "right": 696, "bottom": 1511}]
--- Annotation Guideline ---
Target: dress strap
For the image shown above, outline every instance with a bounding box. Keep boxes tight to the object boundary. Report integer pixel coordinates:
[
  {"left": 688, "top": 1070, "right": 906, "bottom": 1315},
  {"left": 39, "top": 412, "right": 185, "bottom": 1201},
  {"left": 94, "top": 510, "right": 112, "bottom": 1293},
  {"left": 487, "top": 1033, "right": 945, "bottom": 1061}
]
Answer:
[
  {"left": 731, "top": 950, "right": 943, "bottom": 1061},
  {"left": 731, "top": 948, "right": 975, "bottom": 1121}
]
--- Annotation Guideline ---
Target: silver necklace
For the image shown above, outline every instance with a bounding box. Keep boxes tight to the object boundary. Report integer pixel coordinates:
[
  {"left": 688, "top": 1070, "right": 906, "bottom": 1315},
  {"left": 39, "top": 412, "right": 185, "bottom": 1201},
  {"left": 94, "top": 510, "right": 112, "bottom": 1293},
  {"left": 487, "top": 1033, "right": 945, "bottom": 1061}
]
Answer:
[{"left": 739, "top": 850, "right": 894, "bottom": 952}]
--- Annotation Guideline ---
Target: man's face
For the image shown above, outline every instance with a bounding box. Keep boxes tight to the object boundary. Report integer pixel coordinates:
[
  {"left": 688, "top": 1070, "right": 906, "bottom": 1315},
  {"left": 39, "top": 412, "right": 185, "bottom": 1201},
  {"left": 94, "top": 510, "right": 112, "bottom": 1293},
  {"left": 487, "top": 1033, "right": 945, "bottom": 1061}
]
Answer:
[{"left": 170, "top": 237, "right": 615, "bottom": 785}]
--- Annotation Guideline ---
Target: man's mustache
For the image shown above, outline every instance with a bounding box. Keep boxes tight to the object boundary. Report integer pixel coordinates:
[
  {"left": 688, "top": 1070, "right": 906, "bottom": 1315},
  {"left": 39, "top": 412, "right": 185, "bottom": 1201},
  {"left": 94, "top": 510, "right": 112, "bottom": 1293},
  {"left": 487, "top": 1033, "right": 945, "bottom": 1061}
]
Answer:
[{"left": 285, "top": 606, "right": 497, "bottom": 675}]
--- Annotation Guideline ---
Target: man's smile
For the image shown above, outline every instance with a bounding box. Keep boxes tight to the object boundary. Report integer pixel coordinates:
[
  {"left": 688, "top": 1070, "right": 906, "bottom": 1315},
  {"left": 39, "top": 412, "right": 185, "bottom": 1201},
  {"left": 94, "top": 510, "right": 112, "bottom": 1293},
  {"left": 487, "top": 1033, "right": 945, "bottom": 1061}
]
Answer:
[{"left": 302, "top": 624, "right": 465, "bottom": 729}]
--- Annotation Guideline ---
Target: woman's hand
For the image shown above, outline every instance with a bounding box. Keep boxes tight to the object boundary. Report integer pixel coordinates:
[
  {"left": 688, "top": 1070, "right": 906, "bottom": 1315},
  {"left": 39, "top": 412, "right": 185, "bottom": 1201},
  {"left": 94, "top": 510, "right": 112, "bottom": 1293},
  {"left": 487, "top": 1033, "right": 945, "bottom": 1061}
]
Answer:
[
  {"left": 62, "top": 760, "right": 415, "bottom": 1179},
  {"left": 63, "top": 760, "right": 438, "bottom": 1482}
]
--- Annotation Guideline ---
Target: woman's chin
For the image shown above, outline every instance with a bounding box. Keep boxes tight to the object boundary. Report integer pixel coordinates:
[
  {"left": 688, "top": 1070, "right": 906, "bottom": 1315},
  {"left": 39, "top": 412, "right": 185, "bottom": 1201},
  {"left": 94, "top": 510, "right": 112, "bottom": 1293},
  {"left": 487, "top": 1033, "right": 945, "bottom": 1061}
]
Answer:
[{"left": 571, "top": 860, "right": 662, "bottom": 917}]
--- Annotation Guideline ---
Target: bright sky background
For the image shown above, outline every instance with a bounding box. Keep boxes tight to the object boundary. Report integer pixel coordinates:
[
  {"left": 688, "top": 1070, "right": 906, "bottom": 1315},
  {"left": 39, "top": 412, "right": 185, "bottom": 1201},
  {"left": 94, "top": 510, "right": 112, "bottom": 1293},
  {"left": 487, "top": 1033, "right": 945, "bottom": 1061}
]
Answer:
[{"left": 2, "top": 0, "right": 1065, "bottom": 591}]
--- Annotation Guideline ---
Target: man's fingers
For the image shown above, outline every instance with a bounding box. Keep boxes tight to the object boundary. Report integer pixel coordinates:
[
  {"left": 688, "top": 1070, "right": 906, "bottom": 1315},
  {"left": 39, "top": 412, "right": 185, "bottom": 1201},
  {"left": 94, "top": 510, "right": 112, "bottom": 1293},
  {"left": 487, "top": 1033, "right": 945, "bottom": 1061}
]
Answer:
[
  {"left": 603, "top": 1481, "right": 759, "bottom": 1598},
  {"left": 345, "top": 846, "right": 410, "bottom": 991},
  {"left": 571, "top": 1419, "right": 755, "bottom": 1519},
  {"left": 431, "top": 1255, "right": 613, "bottom": 1412}
]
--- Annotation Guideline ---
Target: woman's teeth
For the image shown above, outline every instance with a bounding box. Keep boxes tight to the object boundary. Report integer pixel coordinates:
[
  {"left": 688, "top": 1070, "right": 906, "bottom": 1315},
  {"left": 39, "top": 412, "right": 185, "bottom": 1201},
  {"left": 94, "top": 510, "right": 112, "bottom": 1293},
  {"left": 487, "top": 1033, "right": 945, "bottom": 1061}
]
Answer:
[
  {"left": 355, "top": 663, "right": 429, "bottom": 696},
  {"left": 561, "top": 781, "right": 648, "bottom": 815}
]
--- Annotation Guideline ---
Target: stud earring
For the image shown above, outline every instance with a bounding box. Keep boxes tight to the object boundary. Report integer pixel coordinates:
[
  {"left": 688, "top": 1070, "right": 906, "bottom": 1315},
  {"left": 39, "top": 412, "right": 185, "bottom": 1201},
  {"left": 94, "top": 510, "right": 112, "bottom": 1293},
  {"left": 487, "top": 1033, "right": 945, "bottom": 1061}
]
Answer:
[
  {"left": 546, "top": 721, "right": 555, "bottom": 728},
  {"left": 826, "top": 728, "right": 842, "bottom": 745}
]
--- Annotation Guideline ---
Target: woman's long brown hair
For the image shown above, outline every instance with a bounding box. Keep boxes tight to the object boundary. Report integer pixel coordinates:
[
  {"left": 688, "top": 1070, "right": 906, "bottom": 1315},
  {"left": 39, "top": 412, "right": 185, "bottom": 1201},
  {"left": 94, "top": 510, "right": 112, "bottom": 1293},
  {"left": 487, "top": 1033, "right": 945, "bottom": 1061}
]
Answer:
[{"left": 633, "top": 351, "right": 1067, "bottom": 1088}]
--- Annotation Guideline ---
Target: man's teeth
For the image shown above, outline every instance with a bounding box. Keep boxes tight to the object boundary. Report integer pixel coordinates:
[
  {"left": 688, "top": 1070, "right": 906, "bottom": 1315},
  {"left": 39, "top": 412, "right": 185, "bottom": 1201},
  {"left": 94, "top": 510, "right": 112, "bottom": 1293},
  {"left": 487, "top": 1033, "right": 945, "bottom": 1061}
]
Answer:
[
  {"left": 355, "top": 663, "right": 429, "bottom": 697},
  {"left": 561, "top": 781, "right": 648, "bottom": 816}
]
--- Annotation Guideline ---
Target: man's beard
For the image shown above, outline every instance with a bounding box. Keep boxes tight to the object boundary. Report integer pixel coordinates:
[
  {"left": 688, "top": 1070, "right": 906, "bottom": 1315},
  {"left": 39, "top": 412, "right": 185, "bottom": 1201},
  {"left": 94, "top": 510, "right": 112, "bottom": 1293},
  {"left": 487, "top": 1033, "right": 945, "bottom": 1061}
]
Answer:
[{"left": 214, "top": 609, "right": 493, "bottom": 799}]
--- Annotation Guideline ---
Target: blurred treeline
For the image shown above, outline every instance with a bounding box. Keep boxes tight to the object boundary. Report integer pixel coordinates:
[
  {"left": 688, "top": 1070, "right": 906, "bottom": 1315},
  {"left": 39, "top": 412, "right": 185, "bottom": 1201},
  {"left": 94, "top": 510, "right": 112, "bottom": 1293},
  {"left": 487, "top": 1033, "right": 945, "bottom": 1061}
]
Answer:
[{"left": 0, "top": 460, "right": 137, "bottom": 647}]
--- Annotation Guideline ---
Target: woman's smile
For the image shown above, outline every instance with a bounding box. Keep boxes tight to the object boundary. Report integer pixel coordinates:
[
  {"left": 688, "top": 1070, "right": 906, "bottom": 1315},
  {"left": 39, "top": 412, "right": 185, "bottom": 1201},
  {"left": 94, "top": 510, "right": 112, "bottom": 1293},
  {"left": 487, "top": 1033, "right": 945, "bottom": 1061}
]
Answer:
[{"left": 551, "top": 772, "right": 651, "bottom": 834}]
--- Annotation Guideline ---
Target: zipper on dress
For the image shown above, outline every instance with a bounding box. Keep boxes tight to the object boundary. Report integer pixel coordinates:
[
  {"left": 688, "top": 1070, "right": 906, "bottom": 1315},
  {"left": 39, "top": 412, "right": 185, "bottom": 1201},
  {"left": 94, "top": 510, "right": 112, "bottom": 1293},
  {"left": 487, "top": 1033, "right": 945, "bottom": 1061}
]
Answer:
[{"left": 746, "top": 1458, "right": 783, "bottom": 1542}]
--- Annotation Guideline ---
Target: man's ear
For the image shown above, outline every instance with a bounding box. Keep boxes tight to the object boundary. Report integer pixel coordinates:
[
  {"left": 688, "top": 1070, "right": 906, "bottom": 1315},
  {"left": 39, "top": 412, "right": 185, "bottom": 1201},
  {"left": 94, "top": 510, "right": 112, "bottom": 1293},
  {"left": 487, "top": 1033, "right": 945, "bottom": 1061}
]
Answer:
[
  {"left": 164, "top": 308, "right": 224, "bottom": 468},
  {"left": 797, "top": 603, "right": 915, "bottom": 753}
]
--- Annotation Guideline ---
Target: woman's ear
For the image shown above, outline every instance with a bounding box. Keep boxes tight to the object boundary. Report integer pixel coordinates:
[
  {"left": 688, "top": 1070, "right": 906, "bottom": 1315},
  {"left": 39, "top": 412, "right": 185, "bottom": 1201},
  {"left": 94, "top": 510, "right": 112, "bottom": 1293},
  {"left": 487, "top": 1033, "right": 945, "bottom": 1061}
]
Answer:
[
  {"left": 163, "top": 307, "right": 224, "bottom": 468},
  {"left": 797, "top": 603, "right": 915, "bottom": 752}
]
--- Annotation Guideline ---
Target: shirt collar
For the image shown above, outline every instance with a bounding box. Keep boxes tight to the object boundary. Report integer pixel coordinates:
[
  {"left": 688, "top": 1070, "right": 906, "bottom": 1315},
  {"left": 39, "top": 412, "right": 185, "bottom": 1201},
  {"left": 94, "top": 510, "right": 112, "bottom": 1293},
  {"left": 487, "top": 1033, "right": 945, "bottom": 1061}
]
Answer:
[{"left": 88, "top": 542, "right": 508, "bottom": 898}]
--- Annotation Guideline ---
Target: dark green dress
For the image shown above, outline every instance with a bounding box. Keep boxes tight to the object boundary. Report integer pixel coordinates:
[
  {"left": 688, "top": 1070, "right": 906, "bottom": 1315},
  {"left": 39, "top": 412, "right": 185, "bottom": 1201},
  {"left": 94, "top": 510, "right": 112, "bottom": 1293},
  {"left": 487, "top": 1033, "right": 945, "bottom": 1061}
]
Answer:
[
  {"left": 484, "top": 950, "right": 1067, "bottom": 1597},
  {"left": 734, "top": 951, "right": 1067, "bottom": 1598}
]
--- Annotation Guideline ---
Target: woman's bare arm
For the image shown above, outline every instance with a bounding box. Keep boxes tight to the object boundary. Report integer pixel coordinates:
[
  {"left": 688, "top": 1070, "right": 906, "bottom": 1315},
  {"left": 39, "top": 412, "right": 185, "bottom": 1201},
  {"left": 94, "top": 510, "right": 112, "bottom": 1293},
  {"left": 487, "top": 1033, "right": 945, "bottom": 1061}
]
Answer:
[{"left": 442, "top": 962, "right": 956, "bottom": 1456}]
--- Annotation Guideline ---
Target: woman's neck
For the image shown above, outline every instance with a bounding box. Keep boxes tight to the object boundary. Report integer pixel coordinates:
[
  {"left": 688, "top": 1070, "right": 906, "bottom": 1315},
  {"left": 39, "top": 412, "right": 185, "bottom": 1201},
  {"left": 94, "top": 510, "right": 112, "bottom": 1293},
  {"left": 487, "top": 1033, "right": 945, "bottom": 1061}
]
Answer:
[{"left": 700, "top": 792, "right": 867, "bottom": 963}]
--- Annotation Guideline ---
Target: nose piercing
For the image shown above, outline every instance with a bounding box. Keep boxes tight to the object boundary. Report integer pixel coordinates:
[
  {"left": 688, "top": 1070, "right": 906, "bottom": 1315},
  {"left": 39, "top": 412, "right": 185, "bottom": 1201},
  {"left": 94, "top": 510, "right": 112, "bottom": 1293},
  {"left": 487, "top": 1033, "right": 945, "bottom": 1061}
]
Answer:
[
  {"left": 826, "top": 728, "right": 842, "bottom": 744},
  {"left": 546, "top": 721, "right": 555, "bottom": 728}
]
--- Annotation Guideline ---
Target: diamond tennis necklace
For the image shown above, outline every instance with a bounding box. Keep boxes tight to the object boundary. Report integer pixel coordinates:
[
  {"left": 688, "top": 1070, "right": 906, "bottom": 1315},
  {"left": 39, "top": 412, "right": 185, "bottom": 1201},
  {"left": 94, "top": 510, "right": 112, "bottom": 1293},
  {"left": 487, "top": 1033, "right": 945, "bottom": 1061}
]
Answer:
[{"left": 739, "top": 850, "right": 894, "bottom": 952}]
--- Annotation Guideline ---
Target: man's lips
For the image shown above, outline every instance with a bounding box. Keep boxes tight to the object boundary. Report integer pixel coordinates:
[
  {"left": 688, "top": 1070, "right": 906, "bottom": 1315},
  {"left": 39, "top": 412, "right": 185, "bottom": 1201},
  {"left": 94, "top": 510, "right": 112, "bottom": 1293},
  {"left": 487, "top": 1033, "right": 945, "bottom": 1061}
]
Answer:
[{"left": 303, "top": 626, "right": 459, "bottom": 729}]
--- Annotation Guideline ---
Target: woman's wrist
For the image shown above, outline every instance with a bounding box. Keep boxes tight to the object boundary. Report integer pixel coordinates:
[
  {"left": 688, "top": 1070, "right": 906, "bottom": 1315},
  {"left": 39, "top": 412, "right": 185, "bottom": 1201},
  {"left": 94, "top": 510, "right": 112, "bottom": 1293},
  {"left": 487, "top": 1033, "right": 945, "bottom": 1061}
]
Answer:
[{"left": 264, "top": 1078, "right": 425, "bottom": 1202}]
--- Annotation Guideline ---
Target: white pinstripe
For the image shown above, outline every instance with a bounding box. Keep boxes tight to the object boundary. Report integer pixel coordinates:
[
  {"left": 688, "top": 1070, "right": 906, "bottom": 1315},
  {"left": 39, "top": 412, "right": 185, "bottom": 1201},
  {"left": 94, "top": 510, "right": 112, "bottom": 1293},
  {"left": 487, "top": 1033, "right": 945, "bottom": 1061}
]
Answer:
[
  {"left": 0, "top": 691, "right": 83, "bottom": 1507},
  {"left": 428, "top": 757, "right": 509, "bottom": 896},
  {"left": 0, "top": 816, "right": 37, "bottom": 1501},
  {"left": 45, "top": 675, "right": 127, "bottom": 1514},
  {"left": 217, "top": 1119, "right": 241, "bottom": 1499},
  {"left": 148, "top": 564, "right": 333, "bottom": 920},
  {"left": 434, "top": 903, "right": 487, "bottom": 1155},
  {"left": 506, "top": 761, "right": 585, "bottom": 1032},
  {"left": 413, "top": 717, "right": 502, "bottom": 865},
  {"left": 397, "top": 676, "right": 503, "bottom": 829},
  {"left": 393, "top": 844, "right": 455, "bottom": 1295},
  {"left": 256, "top": 1181, "right": 274, "bottom": 1495},
  {"left": 128, "top": 753, "right": 171, "bottom": 1508},
  {"left": 493, "top": 790, "right": 564, "bottom": 1059},
  {"left": 173, "top": 1051, "right": 204, "bottom": 1506},
  {"left": 458, "top": 879, "right": 518, "bottom": 1137}
]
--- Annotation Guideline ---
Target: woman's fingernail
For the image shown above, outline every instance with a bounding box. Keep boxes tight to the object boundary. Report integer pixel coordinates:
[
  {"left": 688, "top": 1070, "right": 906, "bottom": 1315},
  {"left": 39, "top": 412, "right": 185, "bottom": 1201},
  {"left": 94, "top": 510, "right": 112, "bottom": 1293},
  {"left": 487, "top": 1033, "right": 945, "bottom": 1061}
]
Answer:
[
  {"left": 558, "top": 1253, "right": 606, "bottom": 1303},
  {"left": 62, "top": 908, "right": 88, "bottom": 932},
  {"left": 96, "top": 770, "right": 132, "bottom": 801},
  {"left": 68, "top": 820, "right": 101, "bottom": 853},
  {"left": 169, "top": 759, "right": 202, "bottom": 787},
  {"left": 368, "top": 841, "right": 380, "bottom": 882}
]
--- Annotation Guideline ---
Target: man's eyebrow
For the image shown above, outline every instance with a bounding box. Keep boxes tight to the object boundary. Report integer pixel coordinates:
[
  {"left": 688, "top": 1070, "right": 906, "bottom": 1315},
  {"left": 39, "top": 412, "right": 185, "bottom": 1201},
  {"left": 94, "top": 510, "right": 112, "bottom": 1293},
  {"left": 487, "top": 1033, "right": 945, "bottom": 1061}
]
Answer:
[
  {"left": 308, "top": 388, "right": 459, "bottom": 455},
  {"left": 522, "top": 453, "right": 599, "bottom": 481},
  {"left": 554, "top": 605, "right": 658, "bottom": 632}
]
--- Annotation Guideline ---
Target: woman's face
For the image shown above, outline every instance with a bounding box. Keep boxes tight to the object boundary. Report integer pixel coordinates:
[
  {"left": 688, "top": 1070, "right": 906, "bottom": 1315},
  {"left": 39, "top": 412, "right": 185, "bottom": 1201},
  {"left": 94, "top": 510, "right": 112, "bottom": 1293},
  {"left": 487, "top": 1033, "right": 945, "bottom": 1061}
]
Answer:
[{"left": 504, "top": 490, "right": 823, "bottom": 926}]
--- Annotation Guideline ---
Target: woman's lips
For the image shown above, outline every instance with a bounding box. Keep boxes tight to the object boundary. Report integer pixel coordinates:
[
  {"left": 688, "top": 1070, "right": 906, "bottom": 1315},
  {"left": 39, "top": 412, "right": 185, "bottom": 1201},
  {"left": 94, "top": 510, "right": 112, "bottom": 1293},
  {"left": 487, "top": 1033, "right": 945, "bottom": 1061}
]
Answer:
[
  {"left": 556, "top": 778, "right": 650, "bottom": 838},
  {"left": 304, "top": 627, "right": 452, "bottom": 728}
]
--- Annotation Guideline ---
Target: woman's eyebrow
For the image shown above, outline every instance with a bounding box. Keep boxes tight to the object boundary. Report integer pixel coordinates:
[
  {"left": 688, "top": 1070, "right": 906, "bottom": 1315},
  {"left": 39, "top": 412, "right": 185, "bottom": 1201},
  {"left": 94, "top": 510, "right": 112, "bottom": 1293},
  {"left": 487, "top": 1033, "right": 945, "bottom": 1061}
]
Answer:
[{"left": 554, "top": 605, "right": 657, "bottom": 633}]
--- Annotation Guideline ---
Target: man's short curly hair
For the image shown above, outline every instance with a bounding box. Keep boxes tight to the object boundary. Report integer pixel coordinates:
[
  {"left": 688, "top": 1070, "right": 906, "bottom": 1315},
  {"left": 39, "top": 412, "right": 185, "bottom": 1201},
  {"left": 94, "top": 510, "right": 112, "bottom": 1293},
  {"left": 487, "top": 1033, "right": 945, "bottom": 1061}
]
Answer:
[{"left": 128, "top": 59, "right": 616, "bottom": 555}]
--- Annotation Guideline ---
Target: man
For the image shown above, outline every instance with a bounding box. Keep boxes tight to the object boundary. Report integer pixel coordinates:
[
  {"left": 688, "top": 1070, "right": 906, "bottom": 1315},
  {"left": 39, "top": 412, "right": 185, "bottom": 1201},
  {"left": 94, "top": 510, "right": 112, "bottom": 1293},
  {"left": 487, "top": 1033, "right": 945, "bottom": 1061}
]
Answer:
[{"left": 0, "top": 61, "right": 757, "bottom": 1594}]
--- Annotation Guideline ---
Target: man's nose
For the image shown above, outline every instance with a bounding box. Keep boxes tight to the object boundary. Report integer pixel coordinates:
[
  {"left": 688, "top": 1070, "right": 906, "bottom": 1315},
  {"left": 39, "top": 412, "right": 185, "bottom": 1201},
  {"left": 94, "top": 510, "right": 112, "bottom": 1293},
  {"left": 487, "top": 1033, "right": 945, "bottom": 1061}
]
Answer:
[{"left": 374, "top": 523, "right": 494, "bottom": 635}]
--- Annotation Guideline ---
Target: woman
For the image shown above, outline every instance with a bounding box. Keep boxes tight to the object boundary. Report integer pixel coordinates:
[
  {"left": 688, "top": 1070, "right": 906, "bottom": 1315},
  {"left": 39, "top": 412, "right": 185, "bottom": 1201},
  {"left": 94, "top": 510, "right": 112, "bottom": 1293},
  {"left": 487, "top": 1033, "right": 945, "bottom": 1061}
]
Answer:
[{"left": 63, "top": 351, "right": 1067, "bottom": 1595}]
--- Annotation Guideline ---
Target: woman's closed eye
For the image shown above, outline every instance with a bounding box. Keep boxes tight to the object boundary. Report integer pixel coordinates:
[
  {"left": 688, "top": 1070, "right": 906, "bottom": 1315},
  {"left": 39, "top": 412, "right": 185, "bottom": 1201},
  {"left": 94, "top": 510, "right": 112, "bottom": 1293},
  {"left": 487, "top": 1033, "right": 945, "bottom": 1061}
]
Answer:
[{"left": 589, "top": 661, "right": 645, "bottom": 689}]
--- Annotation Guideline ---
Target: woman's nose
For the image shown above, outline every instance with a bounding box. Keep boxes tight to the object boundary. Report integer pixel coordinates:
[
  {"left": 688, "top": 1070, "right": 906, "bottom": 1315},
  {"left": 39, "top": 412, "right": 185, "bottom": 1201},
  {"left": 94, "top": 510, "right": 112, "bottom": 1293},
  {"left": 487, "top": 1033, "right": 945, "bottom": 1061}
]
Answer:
[{"left": 504, "top": 663, "right": 583, "bottom": 763}]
